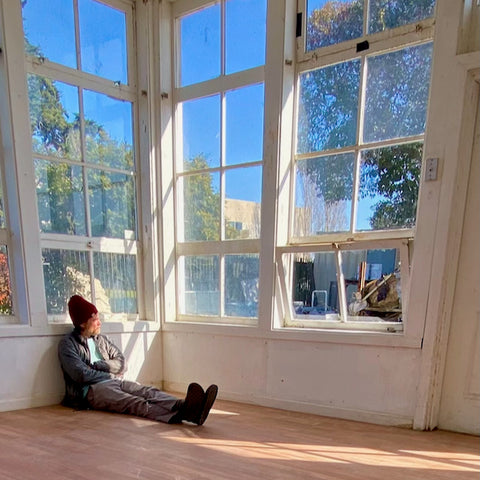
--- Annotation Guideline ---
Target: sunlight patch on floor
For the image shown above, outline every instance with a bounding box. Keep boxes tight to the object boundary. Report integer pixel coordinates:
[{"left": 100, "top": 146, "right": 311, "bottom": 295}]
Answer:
[
  {"left": 209, "top": 408, "right": 240, "bottom": 416},
  {"left": 168, "top": 437, "right": 480, "bottom": 471}
]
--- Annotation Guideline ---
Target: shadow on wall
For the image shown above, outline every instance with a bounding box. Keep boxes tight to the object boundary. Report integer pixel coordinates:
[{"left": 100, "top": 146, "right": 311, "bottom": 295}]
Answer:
[{"left": 122, "top": 327, "right": 164, "bottom": 387}]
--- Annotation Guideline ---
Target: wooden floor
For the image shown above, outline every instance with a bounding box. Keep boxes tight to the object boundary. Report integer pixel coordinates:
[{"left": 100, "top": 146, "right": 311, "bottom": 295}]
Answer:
[{"left": 0, "top": 398, "right": 478, "bottom": 480}]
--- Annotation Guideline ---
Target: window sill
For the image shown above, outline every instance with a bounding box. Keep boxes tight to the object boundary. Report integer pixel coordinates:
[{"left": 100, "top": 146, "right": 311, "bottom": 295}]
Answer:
[
  {"left": 174, "top": 314, "right": 258, "bottom": 327},
  {"left": 163, "top": 317, "right": 421, "bottom": 348},
  {"left": 0, "top": 319, "right": 160, "bottom": 338},
  {"left": 285, "top": 316, "right": 403, "bottom": 333}
]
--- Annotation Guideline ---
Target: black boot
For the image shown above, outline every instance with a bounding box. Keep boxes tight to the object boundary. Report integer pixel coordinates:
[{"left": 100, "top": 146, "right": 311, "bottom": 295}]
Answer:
[
  {"left": 180, "top": 383, "right": 205, "bottom": 423},
  {"left": 195, "top": 384, "right": 218, "bottom": 426}
]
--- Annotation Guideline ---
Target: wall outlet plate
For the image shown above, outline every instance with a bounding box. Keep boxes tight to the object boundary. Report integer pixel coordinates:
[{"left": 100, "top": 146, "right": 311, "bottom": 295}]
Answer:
[{"left": 425, "top": 157, "right": 439, "bottom": 181}]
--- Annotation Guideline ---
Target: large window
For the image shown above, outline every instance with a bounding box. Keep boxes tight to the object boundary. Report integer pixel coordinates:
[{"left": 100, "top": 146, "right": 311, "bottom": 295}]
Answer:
[
  {"left": 22, "top": 0, "right": 140, "bottom": 321},
  {"left": 173, "top": 0, "right": 266, "bottom": 323},
  {"left": 278, "top": 0, "right": 436, "bottom": 331}
]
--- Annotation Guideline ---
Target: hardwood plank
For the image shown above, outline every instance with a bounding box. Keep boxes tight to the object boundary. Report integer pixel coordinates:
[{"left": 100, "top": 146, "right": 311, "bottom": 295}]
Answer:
[{"left": 0, "top": 399, "right": 477, "bottom": 480}]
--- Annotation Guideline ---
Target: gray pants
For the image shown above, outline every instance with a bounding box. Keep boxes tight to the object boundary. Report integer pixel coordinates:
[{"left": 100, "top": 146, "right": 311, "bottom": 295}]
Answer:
[{"left": 86, "top": 379, "right": 180, "bottom": 423}]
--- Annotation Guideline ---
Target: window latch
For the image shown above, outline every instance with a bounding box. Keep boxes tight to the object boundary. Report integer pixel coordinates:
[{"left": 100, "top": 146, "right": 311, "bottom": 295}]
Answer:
[
  {"left": 296, "top": 12, "right": 302, "bottom": 37},
  {"left": 356, "top": 40, "right": 369, "bottom": 52}
]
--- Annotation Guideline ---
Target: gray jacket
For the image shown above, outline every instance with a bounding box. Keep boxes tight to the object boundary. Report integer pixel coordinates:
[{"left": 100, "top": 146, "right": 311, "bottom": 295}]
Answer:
[{"left": 58, "top": 328, "right": 126, "bottom": 408}]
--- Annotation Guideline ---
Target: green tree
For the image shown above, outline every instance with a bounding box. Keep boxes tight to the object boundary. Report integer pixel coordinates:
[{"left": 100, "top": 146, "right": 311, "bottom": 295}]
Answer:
[
  {"left": 306, "top": 0, "right": 363, "bottom": 50},
  {"left": 360, "top": 143, "right": 422, "bottom": 229},
  {"left": 27, "top": 72, "right": 71, "bottom": 157}
]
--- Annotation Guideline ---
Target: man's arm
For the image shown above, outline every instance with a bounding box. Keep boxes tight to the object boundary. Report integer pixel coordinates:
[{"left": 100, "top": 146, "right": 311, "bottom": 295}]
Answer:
[
  {"left": 58, "top": 336, "right": 113, "bottom": 385},
  {"left": 91, "top": 335, "right": 126, "bottom": 376}
]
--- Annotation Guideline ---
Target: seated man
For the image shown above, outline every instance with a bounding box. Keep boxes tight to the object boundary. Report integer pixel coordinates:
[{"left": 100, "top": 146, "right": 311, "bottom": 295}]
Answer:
[{"left": 58, "top": 295, "right": 217, "bottom": 425}]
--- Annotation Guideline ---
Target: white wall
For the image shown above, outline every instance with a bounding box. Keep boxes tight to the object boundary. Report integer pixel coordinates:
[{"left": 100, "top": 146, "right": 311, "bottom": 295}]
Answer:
[
  {"left": 163, "top": 331, "right": 420, "bottom": 426},
  {"left": 438, "top": 77, "right": 480, "bottom": 435}
]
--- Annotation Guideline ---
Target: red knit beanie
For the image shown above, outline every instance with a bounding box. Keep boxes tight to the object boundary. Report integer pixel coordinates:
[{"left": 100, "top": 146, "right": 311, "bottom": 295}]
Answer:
[{"left": 68, "top": 295, "right": 98, "bottom": 327}]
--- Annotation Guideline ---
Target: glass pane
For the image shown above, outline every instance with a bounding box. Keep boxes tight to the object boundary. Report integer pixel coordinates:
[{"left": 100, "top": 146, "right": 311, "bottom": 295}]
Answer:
[
  {"left": 225, "top": 84, "right": 264, "bottom": 166},
  {"left": 225, "top": 166, "right": 262, "bottom": 239},
  {"left": 369, "top": 0, "right": 436, "bottom": 34},
  {"left": 79, "top": 0, "right": 128, "bottom": 83},
  {"left": 181, "top": 95, "right": 220, "bottom": 170},
  {"left": 363, "top": 43, "right": 433, "bottom": 143},
  {"left": 42, "top": 248, "right": 90, "bottom": 315},
  {"left": 295, "top": 153, "right": 354, "bottom": 236},
  {"left": 292, "top": 252, "right": 339, "bottom": 316},
  {"left": 93, "top": 252, "right": 137, "bottom": 314},
  {"left": 225, "top": 254, "right": 259, "bottom": 318},
  {"left": 83, "top": 90, "right": 134, "bottom": 170},
  {"left": 357, "top": 143, "right": 422, "bottom": 230},
  {"left": 0, "top": 245, "right": 14, "bottom": 315},
  {"left": 306, "top": 0, "right": 364, "bottom": 51},
  {"left": 343, "top": 248, "right": 401, "bottom": 320},
  {"left": 27, "top": 75, "right": 80, "bottom": 160},
  {"left": 182, "top": 172, "right": 220, "bottom": 242},
  {"left": 181, "top": 255, "right": 219, "bottom": 315},
  {"left": 35, "top": 159, "right": 86, "bottom": 235},
  {"left": 179, "top": 4, "right": 220, "bottom": 87},
  {"left": 22, "top": 0, "right": 76, "bottom": 69},
  {"left": 87, "top": 169, "right": 136, "bottom": 239},
  {"left": 297, "top": 60, "right": 360, "bottom": 154},
  {"left": 226, "top": 0, "right": 267, "bottom": 74}
]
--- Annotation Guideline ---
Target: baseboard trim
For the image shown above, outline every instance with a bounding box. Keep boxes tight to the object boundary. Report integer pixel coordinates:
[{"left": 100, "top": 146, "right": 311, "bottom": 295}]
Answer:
[
  {"left": 0, "top": 393, "right": 64, "bottom": 413},
  {"left": 164, "top": 381, "right": 413, "bottom": 428}
]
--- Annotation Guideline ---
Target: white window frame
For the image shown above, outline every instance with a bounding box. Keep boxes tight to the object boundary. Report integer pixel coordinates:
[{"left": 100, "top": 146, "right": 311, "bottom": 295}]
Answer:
[
  {"left": 276, "top": 0, "right": 436, "bottom": 333},
  {"left": 0, "top": 0, "right": 164, "bottom": 332},
  {"left": 170, "top": 0, "right": 265, "bottom": 325},
  {"left": 0, "top": 152, "right": 19, "bottom": 325},
  {"left": 277, "top": 238, "right": 410, "bottom": 332},
  {"left": 22, "top": 0, "right": 144, "bottom": 323},
  {"left": 0, "top": 2, "right": 33, "bottom": 327}
]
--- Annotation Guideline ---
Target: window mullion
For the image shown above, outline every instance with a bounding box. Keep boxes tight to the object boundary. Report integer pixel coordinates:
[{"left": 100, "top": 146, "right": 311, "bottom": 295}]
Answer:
[
  {"left": 334, "top": 247, "right": 348, "bottom": 322},
  {"left": 73, "top": 0, "right": 81, "bottom": 70},
  {"left": 220, "top": 91, "right": 226, "bottom": 242},
  {"left": 357, "top": 54, "right": 368, "bottom": 150},
  {"left": 351, "top": 55, "right": 368, "bottom": 234},
  {"left": 221, "top": 0, "right": 226, "bottom": 77},
  {"left": 351, "top": 150, "right": 361, "bottom": 234},
  {"left": 219, "top": 254, "right": 225, "bottom": 317},
  {"left": 88, "top": 250, "right": 96, "bottom": 301},
  {"left": 364, "top": 0, "right": 370, "bottom": 36},
  {"left": 78, "top": 88, "right": 92, "bottom": 240}
]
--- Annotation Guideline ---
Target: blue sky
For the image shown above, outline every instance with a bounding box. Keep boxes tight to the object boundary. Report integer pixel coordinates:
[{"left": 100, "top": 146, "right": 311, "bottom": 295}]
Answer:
[{"left": 23, "top": 0, "right": 127, "bottom": 83}]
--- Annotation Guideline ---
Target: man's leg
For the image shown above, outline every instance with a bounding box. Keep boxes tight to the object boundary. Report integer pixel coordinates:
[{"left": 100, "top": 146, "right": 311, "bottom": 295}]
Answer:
[
  {"left": 119, "top": 380, "right": 210, "bottom": 424},
  {"left": 117, "top": 379, "right": 180, "bottom": 405},
  {"left": 86, "top": 379, "right": 179, "bottom": 424}
]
